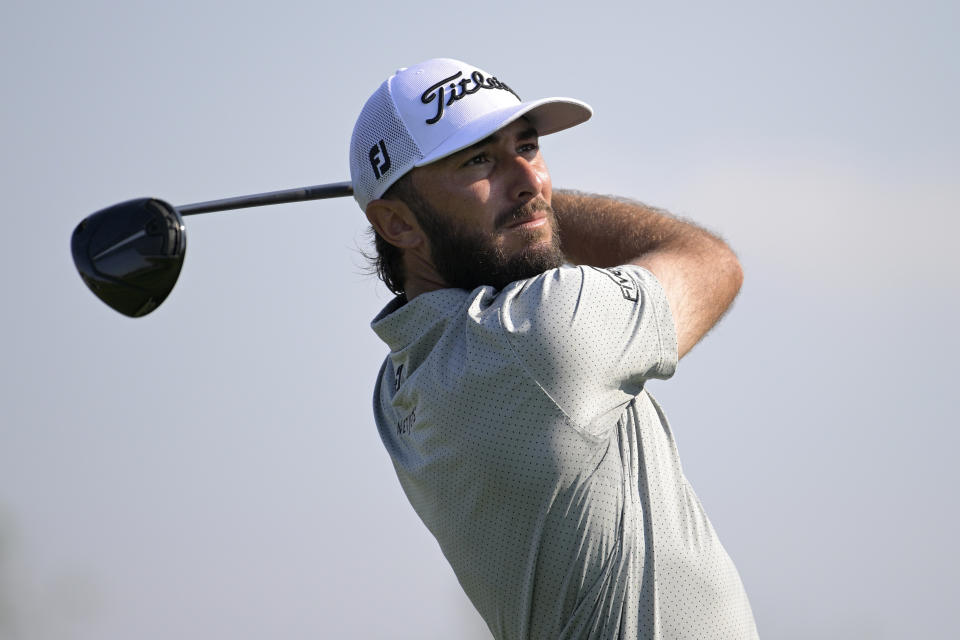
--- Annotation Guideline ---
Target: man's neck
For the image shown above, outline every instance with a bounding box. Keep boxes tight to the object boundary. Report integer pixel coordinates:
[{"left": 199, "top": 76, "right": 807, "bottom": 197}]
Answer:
[
  {"left": 402, "top": 253, "right": 447, "bottom": 301},
  {"left": 403, "top": 276, "right": 447, "bottom": 301}
]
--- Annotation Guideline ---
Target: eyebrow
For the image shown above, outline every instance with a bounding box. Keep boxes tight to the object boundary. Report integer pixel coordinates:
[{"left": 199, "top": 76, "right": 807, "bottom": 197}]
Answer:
[{"left": 457, "top": 125, "right": 540, "bottom": 158}]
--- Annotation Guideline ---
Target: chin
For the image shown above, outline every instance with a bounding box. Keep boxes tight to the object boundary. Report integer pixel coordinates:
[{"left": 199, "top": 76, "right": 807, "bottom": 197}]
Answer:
[
  {"left": 505, "top": 224, "right": 554, "bottom": 253},
  {"left": 428, "top": 215, "right": 565, "bottom": 291},
  {"left": 511, "top": 241, "right": 565, "bottom": 278}
]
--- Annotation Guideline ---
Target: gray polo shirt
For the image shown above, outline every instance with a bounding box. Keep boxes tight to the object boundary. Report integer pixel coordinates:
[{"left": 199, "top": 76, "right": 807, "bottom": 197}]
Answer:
[{"left": 371, "top": 265, "right": 757, "bottom": 640}]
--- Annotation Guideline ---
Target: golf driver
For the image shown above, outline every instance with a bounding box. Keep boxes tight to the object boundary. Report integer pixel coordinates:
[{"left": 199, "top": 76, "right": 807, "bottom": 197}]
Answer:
[{"left": 71, "top": 181, "right": 353, "bottom": 317}]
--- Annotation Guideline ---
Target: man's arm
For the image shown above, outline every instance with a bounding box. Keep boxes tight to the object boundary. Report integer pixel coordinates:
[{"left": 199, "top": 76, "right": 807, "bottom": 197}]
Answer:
[{"left": 552, "top": 190, "right": 743, "bottom": 359}]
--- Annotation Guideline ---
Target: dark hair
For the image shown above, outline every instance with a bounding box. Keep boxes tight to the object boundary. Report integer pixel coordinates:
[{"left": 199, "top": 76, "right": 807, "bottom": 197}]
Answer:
[{"left": 367, "top": 172, "right": 417, "bottom": 296}]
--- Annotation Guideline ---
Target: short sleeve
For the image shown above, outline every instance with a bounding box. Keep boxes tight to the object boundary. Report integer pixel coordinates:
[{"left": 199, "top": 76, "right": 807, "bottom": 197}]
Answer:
[{"left": 497, "top": 264, "right": 678, "bottom": 433}]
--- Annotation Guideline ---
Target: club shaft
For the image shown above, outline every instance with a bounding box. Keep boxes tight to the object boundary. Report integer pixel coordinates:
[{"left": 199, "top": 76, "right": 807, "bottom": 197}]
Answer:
[{"left": 177, "top": 181, "right": 353, "bottom": 216}]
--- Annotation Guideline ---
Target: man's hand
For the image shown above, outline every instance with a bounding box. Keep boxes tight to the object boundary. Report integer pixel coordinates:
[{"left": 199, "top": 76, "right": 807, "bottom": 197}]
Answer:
[{"left": 552, "top": 190, "right": 743, "bottom": 359}]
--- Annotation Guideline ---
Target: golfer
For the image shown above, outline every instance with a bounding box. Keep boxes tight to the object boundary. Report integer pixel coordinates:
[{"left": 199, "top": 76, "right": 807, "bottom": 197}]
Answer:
[{"left": 350, "top": 58, "right": 758, "bottom": 640}]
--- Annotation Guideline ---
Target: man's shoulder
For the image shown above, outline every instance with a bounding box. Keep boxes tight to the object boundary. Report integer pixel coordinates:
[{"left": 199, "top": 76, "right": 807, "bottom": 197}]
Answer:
[
  {"left": 371, "top": 264, "right": 666, "bottom": 350},
  {"left": 584, "top": 266, "right": 642, "bottom": 302},
  {"left": 497, "top": 263, "right": 661, "bottom": 319}
]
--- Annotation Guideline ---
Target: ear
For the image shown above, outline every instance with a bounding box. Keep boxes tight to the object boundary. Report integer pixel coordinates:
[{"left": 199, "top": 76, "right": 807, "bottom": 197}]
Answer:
[{"left": 365, "top": 198, "right": 426, "bottom": 250}]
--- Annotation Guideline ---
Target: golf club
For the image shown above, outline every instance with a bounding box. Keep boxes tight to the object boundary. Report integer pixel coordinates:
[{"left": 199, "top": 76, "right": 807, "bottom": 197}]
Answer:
[{"left": 71, "top": 181, "right": 353, "bottom": 318}]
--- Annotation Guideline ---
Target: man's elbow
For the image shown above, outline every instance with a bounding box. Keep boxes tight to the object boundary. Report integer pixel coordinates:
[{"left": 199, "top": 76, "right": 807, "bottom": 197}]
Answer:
[
  {"left": 726, "top": 248, "right": 744, "bottom": 299},
  {"left": 709, "top": 238, "right": 743, "bottom": 306}
]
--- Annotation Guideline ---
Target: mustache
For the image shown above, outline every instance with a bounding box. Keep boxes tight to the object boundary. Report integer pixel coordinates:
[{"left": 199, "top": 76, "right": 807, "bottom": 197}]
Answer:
[{"left": 495, "top": 198, "right": 553, "bottom": 230}]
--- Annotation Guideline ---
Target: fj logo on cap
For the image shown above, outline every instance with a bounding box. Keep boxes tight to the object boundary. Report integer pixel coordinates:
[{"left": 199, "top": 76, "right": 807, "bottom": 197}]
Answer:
[
  {"left": 421, "top": 70, "right": 521, "bottom": 125},
  {"left": 369, "top": 140, "right": 391, "bottom": 179}
]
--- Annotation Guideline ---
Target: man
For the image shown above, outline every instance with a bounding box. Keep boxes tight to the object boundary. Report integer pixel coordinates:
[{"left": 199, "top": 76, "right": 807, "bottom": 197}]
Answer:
[{"left": 350, "top": 58, "right": 758, "bottom": 639}]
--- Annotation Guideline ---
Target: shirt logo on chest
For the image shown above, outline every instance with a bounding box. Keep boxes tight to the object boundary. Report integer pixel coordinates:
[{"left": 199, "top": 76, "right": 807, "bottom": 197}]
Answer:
[
  {"left": 394, "top": 363, "right": 404, "bottom": 392},
  {"left": 397, "top": 408, "right": 416, "bottom": 437}
]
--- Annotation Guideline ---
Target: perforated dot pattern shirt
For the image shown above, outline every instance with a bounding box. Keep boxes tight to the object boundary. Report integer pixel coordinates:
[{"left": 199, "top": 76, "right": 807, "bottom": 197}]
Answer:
[{"left": 371, "top": 265, "right": 758, "bottom": 640}]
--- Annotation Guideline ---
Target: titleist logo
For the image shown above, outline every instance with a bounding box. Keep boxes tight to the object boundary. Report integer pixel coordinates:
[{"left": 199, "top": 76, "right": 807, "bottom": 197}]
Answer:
[{"left": 420, "top": 70, "right": 520, "bottom": 125}]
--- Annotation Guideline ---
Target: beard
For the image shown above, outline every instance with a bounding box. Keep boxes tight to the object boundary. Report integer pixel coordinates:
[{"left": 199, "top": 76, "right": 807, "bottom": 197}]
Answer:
[{"left": 410, "top": 194, "right": 566, "bottom": 292}]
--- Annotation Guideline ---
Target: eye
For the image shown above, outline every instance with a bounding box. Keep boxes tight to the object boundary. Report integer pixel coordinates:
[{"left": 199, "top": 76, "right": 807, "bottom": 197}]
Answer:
[
  {"left": 518, "top": 141, "right": 539, "bottom": 154},
  {"left": 462, "top": 152, "right": 489, "bottom": 167}
]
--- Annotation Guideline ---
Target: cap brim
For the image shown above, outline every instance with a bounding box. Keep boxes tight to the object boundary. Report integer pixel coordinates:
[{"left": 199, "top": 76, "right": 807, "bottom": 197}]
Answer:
[{"left": 414, "top": 97, "right": 592, "bottom": 167}]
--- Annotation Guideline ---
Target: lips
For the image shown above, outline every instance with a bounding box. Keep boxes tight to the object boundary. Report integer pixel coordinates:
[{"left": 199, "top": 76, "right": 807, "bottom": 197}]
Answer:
[
  {"left": 505, "top": 210, "right": 548, "bottom": 229},
  {"left": 497, "top": 199, "right": 552, "bottom": 230}
]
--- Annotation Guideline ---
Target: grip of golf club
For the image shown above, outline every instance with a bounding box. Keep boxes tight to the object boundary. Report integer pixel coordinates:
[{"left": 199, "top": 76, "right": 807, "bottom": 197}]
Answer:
[{"left": 177, "top": 181, "right": 354, "bottom": 216}]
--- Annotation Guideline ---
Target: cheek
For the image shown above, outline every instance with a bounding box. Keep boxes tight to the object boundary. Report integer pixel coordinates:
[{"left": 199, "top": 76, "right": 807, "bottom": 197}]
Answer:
[
  {"left": 465, "top": 180, "right": 492, "bottom": 207},
  {"left": 460, "top": 183, "right": 495, "bottom": 228},
  {"left": 433, "top": 184, "right": 495, "bottom": 231}
]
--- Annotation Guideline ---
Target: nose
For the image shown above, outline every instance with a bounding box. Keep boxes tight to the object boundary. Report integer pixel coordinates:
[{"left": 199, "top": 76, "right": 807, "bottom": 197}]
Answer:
[{"left": 506, "top": 154, "right": 544, "bottom": 202}]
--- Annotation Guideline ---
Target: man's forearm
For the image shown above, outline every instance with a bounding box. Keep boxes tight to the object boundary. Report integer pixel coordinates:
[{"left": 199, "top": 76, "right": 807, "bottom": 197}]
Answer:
[
  {"left": 552, "top": 190, "right": 703, "bottom": 266},
  {"left": 551, "top": 190, "right": 743, "bottom": 358}
]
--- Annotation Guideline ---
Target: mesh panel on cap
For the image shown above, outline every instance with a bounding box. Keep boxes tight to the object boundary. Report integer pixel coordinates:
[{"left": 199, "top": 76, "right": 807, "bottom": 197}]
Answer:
[{"left": 350, "top": 81, "right": 423, "bottom": 211}]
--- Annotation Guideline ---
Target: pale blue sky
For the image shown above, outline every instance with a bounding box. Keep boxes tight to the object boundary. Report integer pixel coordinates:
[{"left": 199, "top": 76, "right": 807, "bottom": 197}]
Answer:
[{"left": 1, "top": 1, "right": 957, "bottom": 638}]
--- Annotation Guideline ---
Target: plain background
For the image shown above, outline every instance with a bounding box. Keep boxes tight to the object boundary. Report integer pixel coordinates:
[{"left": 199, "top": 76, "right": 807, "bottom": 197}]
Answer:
[{"left": 1, "top": 1, "right": 957, "bottom": 638}]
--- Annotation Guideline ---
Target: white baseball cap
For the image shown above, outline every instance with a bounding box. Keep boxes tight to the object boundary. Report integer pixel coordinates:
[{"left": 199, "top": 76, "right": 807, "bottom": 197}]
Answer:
[{"left": 349, "top": 58, "right": 592, "bottom": 212}]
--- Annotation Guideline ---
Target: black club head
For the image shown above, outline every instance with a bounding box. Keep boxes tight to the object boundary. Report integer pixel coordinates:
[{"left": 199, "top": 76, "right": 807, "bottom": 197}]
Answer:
[{"left": 71, "top": 198, "right": 186, "bottom": 317}]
